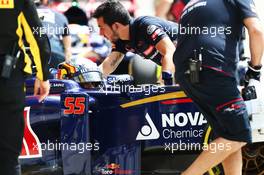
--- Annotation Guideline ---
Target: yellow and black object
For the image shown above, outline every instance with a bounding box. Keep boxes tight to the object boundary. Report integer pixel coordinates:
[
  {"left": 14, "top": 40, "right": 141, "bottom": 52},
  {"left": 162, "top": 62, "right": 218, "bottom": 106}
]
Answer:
[
  {"left": 0, "top": 1, "right": 50, "bottom": 174},
  {"left": 0, "top": 0, "right": 51, "bottom": 81},
  {"left": 57, "top": 62, "right": 77, "bottom": 80}
]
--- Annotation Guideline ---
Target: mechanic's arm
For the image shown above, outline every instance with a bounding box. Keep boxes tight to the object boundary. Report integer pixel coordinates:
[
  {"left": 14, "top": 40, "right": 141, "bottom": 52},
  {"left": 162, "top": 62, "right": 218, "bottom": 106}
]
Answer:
[
  {"left": 99, "top": 51, "right": 125, "bottom": 76},
  {"left": 243, "top": 17, "right": 264, "bottom": 84},
  {"left": 62, "top": 35, "right": 72, "bottom": 63},
  {"left": 244, "top": 17, "right": 264, "bottom": 66},
  {"left": 23, "top": 0, "right": 51, "bottom": 101},
  {"left": 155, "top": 37, "right": 176, "bottom": 84}
]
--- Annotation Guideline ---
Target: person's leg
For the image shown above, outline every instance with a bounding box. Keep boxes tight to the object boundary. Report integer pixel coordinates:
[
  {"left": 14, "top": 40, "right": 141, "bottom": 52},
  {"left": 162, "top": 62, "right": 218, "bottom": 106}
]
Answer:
[
  {"left": 175, "top": 69, "right": 251, "bottom": 175},
  {"left": 0, "top": 70, "right": 25, "bottom": 175},
  {"left": 182, "top": 137, "right": 246, "bottom": 175},
  {"left": 222, "top": 149, "right": 243, "bottom": 175},
  {"left": 0, "top": 102, "right": 24, "bottom": 175}
]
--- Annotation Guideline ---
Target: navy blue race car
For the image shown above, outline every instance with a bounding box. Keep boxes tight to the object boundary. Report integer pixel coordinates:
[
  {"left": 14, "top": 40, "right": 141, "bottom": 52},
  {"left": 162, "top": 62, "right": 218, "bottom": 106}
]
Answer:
[{"left": 20, "top": 63, "right": 264, "bottom": 175}]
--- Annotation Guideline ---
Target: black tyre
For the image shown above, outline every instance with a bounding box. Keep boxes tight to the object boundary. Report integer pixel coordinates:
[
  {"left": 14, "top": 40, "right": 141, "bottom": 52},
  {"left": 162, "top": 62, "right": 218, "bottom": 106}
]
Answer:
[{"left": 242, "top": 143, "right": 264, "bottom": 175}]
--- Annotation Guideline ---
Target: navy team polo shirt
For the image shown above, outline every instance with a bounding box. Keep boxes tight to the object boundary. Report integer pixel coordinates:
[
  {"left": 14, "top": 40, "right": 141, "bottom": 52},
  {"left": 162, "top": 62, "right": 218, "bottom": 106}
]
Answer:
[
  {"left": 174, "top": 0, "right": 258, "bottom": 77},
  {"left": 113, "top": 16, "right": 178, "bottom": 65}
]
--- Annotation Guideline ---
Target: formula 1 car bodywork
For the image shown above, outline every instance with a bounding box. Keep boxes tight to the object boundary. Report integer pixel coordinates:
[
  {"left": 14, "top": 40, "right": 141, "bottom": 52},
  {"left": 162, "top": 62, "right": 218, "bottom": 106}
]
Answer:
[{"left": 20, "top": 76, "right": 264, "bottom": 175}]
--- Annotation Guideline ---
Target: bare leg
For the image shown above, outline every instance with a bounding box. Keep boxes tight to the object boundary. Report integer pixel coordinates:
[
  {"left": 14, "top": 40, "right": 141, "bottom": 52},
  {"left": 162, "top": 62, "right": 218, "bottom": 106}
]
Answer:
[
  {"left": 182, "top": 137, "right": 246, "bottom": 175},
  {"left": 222, "top": 149, "right": 243, "bottom": 175}
]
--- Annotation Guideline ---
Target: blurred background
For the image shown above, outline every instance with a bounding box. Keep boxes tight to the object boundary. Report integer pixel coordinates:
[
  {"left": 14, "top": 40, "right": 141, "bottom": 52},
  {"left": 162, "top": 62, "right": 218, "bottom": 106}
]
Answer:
[{"left": 38, "top": 0, "right": 264, "bottom": 85}]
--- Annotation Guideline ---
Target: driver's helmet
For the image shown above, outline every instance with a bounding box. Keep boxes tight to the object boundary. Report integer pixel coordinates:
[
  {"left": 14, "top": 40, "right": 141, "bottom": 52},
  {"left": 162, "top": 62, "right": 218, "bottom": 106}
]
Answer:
[{"left": 57, "top": 58, "right": 103, "bottom": 88}]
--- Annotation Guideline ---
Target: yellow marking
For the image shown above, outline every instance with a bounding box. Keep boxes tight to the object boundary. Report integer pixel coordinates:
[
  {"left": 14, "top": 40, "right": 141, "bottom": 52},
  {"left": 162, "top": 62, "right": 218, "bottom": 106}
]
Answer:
[
  {"left": 0, "top": 0, "right": 14, "bottom": 9},
  {"left": 79, "top": 33, "right": 88, "bottom": 44},
  {"left": 17, "top": 13, "right": 33, "bottom": 75},
  {"left": 156, "top": 65, "right": 162, "bottom": 79},
  {"left": 120, "top": 91, "right": 187, "bottom": 108},
  {"left": 21, "top": 12, "right": 44, "bottom": 80},
  {"left": 58, "top": 69, "right": 67, "bottom": 79},
  {"left": 203, "top": 126, "right": 212, "bottom": 146},
  {"left": 208, "top": 169, "right": 215, "bottom": 175}
]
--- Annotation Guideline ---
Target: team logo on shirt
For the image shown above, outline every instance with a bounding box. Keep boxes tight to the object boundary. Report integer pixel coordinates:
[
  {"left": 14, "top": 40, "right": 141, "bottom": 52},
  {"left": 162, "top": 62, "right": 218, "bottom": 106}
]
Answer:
[
  {"left": 147, "top": 25, "right": 158, "bottom": 35},
  {"left": 37, "top": 9, "right": 56, "bottom": 23},
  {"left": 151, "top": 28, "right": 162, "bottom": 40},
  {"left": 0, "top": 0, "right": 14, "bottom": 9}
]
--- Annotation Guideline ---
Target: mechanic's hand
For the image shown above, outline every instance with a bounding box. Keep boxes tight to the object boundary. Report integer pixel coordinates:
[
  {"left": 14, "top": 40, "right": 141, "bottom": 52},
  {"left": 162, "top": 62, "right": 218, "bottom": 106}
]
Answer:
[
  {"left": 162, "top": 71, "right": 173, "bottom": 85},
  {"left": 34, "top": 79, "right": 50, "bottom": 102},
  {"left": 244, "top": 62, "right": 262, "bottom": 86}
]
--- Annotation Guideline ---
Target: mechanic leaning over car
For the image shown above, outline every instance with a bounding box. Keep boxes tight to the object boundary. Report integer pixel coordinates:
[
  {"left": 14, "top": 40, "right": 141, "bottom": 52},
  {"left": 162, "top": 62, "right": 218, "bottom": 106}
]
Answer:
[
  {"left": 0, "top": 0, "right": 50, "bottom": 174},
  {"left": 93, "top": 0, "right": 178, "bottom": 85},
  {"left": 173, "top": 0, "right": 264, "bottom": 175}
]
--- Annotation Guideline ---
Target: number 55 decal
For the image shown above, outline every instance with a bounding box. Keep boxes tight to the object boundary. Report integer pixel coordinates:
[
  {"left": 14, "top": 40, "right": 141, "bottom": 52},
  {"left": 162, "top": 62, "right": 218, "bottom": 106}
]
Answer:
[
  {"left": 64, "top": 97, "right": 86, "bottom": 115},
  {"left": 62, "top": 93, "right": 88, "bottom": 116}
]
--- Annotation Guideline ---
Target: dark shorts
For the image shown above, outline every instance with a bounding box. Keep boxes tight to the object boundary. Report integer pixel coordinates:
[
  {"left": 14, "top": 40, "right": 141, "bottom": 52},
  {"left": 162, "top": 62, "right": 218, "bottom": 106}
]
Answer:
[{"left": 176, "top": 68, "right": 252, "bottom": 143}]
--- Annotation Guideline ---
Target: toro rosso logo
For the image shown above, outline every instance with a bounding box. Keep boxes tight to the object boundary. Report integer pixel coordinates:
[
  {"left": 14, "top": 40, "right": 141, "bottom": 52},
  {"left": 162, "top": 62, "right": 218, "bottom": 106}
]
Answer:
[
  {"left": 101, "top": 163, "right": 133, "bottom": 175},
  {"left": 19, "top": 107, "right": 42, "bottom": 159}
]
